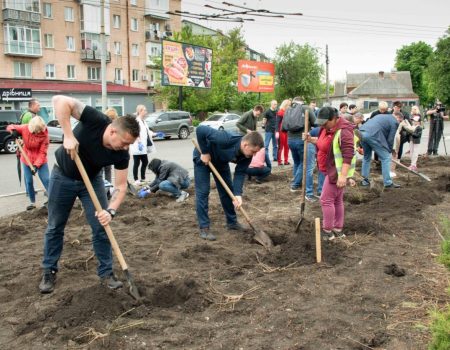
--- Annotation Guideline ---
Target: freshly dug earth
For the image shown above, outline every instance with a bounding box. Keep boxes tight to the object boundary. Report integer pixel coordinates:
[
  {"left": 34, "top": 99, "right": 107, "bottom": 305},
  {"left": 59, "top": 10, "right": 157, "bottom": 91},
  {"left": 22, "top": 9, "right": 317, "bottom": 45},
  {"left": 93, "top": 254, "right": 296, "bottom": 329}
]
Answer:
[{"left": 1, "top": 157, "right": 450, "bottom": 349}]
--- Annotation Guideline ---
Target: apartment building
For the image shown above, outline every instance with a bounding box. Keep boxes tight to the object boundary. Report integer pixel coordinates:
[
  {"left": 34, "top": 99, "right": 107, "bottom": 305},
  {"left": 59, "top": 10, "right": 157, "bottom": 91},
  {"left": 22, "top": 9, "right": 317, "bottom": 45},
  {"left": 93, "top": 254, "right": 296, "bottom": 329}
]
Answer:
[{"left": 0, "top": 0, "right": 181, "bottom": 115}]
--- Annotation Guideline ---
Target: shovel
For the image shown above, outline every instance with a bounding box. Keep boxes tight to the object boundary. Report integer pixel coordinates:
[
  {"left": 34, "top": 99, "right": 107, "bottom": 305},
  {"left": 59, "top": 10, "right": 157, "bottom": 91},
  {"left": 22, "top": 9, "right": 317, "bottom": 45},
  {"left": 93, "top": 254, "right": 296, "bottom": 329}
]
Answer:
[
  {"left": 15, "top": 139, "right": 47, "bottom": 192},
  {"left": 391, "top": 159, "right": 431, "bottom": 182},
  {"left": 295, "top": 109, "right": 309, "bottom": 232},
  {"left": 73, "top": 153, "right": 141, "bottom": 300},
  {"left": 192, "top": 139, "right": 274, "bottom": 250}
]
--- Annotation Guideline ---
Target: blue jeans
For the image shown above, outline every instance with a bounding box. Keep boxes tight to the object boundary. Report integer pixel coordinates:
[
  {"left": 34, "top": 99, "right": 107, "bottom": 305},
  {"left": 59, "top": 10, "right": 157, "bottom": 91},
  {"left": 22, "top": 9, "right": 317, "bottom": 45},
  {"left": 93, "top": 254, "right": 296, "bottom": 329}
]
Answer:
[
  {"left": 193, "top": 153, "right": 237, "bottom": 229},
  {"left": 287, "top": 138, "right": 305, "bottom": 189},
  {"left": 246, "top": 166, "right": 271, "bottom": 180},
  {"left": 305, "top": 143, "right": 318, "bottom": 197},
  {"left": 264, "top": 131, "right": 278, "bottom": 163},
  {"left": 361, "top": 132, "right": 393, "bottom": 186},
  {"left": 159, "top": 177, "right": 190, "bottom": 197},
  {"left": 24, "top": 163, "right": 50, "bottom": 203},
  {"left": 42, "top": 166, "right": 113, "bottom": 277}
]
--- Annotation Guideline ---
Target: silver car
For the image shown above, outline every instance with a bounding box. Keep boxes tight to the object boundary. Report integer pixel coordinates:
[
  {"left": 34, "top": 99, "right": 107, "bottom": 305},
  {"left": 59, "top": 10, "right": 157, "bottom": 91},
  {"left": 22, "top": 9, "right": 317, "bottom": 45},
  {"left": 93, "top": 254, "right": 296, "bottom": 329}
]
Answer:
[
  {"left": 199, "top": 113, "right": 241, "bottom": 132},
  {"left": 146, "top": 111, "right": 194, "bottom": 139},
  {"left": 46, "top": 119, "right": 79, "bottom": 142}
]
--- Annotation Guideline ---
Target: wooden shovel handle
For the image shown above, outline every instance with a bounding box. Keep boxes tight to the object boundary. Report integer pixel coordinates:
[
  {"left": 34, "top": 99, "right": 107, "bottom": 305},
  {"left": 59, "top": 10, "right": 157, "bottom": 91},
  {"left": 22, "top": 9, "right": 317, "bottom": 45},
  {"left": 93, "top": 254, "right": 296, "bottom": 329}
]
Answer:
[
  {"left": 192, "top": 139, "right": 255, "bottom": 229},
  {"left": 300, "top": 109, "right": 309, "bottom": 202},
  {"left": 73, "top": 153, "right": 128, "bottom": 271},
  {"left": 15, "top": 139, "right": 46, "bottom": 190}
]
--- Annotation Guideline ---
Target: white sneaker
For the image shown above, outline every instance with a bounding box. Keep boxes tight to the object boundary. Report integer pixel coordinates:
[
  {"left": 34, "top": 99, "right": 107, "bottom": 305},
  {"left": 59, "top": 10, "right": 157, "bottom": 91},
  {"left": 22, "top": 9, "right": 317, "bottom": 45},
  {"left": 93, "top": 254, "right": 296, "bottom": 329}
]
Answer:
[
  {"left": 176, "top": 191, "right": 189, "bottom": 203},
  {"left": 134, "top": 180, "right": 142, "bottom": 186},
  {"left": 390, "top": 171, "right": 397, "bottom": 178}
]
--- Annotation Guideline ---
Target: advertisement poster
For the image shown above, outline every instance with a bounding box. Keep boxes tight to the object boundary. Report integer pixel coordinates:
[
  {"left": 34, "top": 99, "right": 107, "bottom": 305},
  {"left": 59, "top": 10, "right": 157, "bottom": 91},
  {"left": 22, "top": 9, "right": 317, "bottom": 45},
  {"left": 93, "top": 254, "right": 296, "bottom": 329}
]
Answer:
[
  {"left": 161, "top": 40, "right": 212, "bottom": 89},
  {"left": 237, "top": 60, "right": 275, "bottom": 93}
]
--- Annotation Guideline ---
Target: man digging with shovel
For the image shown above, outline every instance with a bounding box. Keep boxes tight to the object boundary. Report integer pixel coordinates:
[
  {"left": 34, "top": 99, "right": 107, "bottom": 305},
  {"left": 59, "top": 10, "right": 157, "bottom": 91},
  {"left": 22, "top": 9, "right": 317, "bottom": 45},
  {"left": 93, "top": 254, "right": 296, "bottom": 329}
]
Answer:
[{"left": 39, "top": 95, "right": 140, "bottom": 294}]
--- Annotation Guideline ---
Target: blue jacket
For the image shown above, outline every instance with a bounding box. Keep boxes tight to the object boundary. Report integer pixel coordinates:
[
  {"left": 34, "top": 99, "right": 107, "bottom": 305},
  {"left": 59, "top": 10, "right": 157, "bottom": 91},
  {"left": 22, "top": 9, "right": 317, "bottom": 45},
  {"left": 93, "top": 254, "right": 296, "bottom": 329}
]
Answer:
[
  {"left": 194, "top": 126, "right": 251, "bottom": 195},
  {"left": 359, "top": 114, "right": 398, "bottom": 152}
]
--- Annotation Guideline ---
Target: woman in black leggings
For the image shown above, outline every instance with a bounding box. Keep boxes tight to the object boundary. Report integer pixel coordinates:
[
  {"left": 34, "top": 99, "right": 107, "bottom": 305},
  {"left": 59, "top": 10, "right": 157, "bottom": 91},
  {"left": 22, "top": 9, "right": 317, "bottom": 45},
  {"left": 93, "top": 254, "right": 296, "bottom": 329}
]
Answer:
[{"left": 130, "top": 105, "right": 150, "bottom": 185}]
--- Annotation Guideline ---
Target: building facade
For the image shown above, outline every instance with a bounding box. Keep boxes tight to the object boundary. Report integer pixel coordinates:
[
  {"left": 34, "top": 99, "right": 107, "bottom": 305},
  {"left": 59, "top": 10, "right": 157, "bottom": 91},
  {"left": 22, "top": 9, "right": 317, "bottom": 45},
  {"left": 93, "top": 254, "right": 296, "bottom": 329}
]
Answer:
[{"left": 0, "top": 0, "right": 182, "bottom": 115}]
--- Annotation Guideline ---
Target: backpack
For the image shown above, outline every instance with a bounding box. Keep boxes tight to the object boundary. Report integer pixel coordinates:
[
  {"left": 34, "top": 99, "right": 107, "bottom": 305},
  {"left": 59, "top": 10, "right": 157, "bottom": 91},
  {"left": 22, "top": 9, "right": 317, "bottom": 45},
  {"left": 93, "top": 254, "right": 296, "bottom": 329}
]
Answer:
[{"left": 281, "top": 103, "right": 305, "bottom": 132}]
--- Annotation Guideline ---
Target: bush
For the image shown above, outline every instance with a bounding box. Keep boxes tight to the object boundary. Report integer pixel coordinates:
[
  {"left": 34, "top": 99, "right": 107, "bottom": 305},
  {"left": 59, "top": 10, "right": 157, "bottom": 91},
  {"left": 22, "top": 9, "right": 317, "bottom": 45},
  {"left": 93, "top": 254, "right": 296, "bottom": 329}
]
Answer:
[
  {"left": 429, "top": 305, "right": 450, "bottom": 350},
  {"left": 192, "top": 119, "right": 200, "bottom": 127}
]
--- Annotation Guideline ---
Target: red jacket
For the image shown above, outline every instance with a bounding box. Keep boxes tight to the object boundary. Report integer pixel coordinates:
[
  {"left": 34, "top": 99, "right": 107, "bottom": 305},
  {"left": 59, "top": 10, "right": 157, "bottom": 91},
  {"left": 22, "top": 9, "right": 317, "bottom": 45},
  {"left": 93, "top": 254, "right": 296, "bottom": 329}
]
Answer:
[
  {"left": 316, "top": 118, "right": 355, "bottom": 184},
  {"left": 6, "top": 124, "right": 49, "bottom": 168}
]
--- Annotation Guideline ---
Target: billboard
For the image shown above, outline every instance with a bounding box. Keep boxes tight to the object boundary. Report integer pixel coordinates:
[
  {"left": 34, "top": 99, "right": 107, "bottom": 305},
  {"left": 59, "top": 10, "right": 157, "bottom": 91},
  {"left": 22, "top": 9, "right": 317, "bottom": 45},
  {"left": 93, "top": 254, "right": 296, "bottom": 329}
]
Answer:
[
  {"left": 161, "top": 40, "right": 212, "bottom": 89},
  {"left": 237, "top": 60, "right": 275, "bottom": 93}
]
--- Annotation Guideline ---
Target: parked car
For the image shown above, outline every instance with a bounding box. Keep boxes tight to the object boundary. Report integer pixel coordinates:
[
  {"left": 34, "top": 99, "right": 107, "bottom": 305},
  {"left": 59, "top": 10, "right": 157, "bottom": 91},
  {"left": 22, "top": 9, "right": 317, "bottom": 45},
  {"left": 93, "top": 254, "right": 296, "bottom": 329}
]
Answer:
[
  {"left": 46, "top": 118, "right": 79, "bottom": 142},
  {"left": 199, "top": 113, "right": 241, "bottom": 133},
  {"left": 0, "top": 110, "right": 21, "bottom": 153},
  {"left": 145, "top": 111, "right": 194, "bottom": 139}
]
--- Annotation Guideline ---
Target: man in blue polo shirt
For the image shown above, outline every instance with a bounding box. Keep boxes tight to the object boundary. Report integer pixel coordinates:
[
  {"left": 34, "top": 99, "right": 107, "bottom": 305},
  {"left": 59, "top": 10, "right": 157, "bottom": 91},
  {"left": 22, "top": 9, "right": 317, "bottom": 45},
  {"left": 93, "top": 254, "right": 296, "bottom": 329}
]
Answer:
[{"left": 194, "top": 125, "right": 264, "bottom": 241}]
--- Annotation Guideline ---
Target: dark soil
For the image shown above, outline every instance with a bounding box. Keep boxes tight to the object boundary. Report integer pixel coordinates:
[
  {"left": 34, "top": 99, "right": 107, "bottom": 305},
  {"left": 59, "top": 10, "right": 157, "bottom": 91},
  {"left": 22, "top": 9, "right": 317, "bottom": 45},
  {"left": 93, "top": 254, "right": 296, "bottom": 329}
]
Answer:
[{"left": 0, "top": 157, "right": 449, "bottom": 349}]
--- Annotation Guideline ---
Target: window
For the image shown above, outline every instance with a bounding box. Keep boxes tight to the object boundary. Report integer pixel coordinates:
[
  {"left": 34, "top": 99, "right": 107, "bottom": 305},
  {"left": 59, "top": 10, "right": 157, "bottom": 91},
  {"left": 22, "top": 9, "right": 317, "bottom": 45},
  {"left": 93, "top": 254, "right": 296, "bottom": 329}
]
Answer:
[
  {"left": 44, "top": 34, "right": 54, "bottom": 48},
  {"left": 131, "top": 44, "right": 139, "bottom": 56},
  {"left": 67, "top": 65, "right": 75, "bottom": 79},
  {"left": 113, "top": 15, "right": 121, "bottom": 29},
  {"left": 14, "top": 62, "right": 32, "bottom": 78},
  {"left": 114, "top": 42, "right": 121, "bottom": 55},
  {"left": 5, "top": 24, "right": 41, "bottom": 56},
  {"left": 131, "top": 18, "right": 138, "bottom": 31},
  {"left": 43, "top": 2, "right": 52, "bottom": 18},
  {"left": 4, "top": 0, "right": 40, "bottom": 12},
  {"left": 87, "top": 66, "right": 100, "bottom": 80},
  {"left": 45, "top": 64, "right": 55, "bottom": 79},
  {"left": 66, "top": 36, "right": 75, "bottom": 51},
  {"left": 130, "top": 0, "right": 137, "bottom": 5},
  {"left": 64, "top": 7, "right": 74, "bottom": 22},
  {"left": 115, "top": 68, "right": 123, "bottom": 81},
  {"left": 132, "top": 69, "right": 139, "bottom": 82},
  {"left": 81, "top": 33, "right": 100, "bottom": 50}
]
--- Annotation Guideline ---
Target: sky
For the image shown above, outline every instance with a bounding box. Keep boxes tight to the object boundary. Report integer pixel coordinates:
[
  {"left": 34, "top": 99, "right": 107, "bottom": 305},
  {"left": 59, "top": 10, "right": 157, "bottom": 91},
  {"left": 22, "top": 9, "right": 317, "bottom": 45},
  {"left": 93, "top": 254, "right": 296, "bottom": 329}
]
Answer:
[{"left": 181, "top": 0, "right": 449, "bottom": 82}]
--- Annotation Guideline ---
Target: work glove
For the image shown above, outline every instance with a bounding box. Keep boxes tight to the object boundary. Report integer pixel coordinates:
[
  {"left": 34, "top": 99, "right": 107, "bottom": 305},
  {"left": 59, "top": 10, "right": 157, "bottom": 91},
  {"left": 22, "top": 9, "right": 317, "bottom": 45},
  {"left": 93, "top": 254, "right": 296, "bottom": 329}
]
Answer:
[
  {"left": 11, "top": 130, "right": 20, "bottom": 139},
  {"left": 30, "top": 168, "right": 37, "bottom": 176}
]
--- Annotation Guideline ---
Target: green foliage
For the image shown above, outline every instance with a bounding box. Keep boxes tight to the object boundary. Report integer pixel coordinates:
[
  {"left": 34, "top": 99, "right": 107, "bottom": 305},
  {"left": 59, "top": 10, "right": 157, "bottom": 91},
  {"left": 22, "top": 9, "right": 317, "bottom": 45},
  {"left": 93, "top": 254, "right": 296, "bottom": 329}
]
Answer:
[
  {"left": 426, "top": 27, "right": 450, "bottom": 106},
  {"left": 429, "top": 305, "right": 450, "bottom": 350},
  {"left": 439, "top": 217, "right": 450, "bottom": 269},
  {"left": 274, "top": 42, "right": 324, "bottom": 101},
  {"left": 192, "top": 118, "right": 200, "bottom": 127},
  {"left": 395, "top": 41, "right": 433, "bottom": 105}
]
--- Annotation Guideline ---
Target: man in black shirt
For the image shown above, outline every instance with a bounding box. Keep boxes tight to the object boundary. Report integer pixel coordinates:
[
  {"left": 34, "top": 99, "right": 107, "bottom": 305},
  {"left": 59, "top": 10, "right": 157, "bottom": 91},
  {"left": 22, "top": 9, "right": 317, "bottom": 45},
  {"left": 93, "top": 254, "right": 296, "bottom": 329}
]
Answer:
[
  {"left": 262, "top": 100, "right": 278, "bottom": 164},
  {"left": 39, "top": 95, "right": 140, "bottom": 294}
]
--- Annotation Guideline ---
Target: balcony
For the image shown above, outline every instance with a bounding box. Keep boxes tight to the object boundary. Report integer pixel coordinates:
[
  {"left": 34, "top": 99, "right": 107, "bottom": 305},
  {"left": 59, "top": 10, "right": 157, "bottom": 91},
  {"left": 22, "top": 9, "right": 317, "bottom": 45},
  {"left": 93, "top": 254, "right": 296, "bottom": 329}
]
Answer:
[
  {"left": 4, "top": 42, "right": 41, "bottom": 57},
  {"left": 3, "top": 9, "right": 41, "bottom": 25},
  {"left": 81, "top": 49, "right": 111, "bottom": 62}
]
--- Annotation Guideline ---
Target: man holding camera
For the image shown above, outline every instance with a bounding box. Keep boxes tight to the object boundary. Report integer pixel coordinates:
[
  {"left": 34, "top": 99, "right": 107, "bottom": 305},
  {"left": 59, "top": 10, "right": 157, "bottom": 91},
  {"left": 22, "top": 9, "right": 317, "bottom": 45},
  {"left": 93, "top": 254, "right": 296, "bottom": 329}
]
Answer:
[{"left": 427, "top": 101, "right": 448, "bottom": 156}]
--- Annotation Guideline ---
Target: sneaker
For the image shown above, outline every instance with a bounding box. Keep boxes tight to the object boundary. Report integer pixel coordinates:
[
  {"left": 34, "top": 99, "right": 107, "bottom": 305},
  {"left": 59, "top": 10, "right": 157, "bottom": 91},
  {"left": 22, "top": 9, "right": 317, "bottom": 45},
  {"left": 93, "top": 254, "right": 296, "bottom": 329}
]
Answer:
[
  {"left": 176, "top": 191, "right": 189, "bottom": 203},
  {"left": 332, "top": 229, "right": 346, "bottom": 238},
  {"left": 290, "top": 187, "right": 301, "bottom": 193},
  {"left": 255, "top": 178, "right": 263, "bottom": 184},
  {"left": 314, "top": 194, "right": 321, "bottom": 200},
  {"left": 390, "top": 171, "right": 397, "bottom": 178},
  {"left": 360, "top": 178, "right": 370, "bottom": 187},
  {"left": 409, "top": 165, "right": 418, "bottom": 172},
  {"left": 39, "top": 270, "right": 56, "bottom": 294},
  {"left": 321, "top": 230, "right": 335, "bottom": 241},
  {"left": 226, "top": 222, "right": 246, "bottom": 231},
  {"left": 43, "top": 201, "right": 48, "bottom": 209},
  {"left": 199, "top": 228, "right": 216, "bottom": 241},
  {"left": 100, "top": 274, "right": 123, "bottom": 290},
  {"left": 305, "top": 195, "right": 318, "bottom": 203},
  {"left": 384, "top": 182, "right": 401, "bottom": 189},
  {"left": 284, "top": 162, "right": 291, "bottom": 166},
  {"left": 134, "top": 180, "right": 142, "bottom": 186},
  {"left": 26, "top": 203, "right": 36, "bottom": 211}
]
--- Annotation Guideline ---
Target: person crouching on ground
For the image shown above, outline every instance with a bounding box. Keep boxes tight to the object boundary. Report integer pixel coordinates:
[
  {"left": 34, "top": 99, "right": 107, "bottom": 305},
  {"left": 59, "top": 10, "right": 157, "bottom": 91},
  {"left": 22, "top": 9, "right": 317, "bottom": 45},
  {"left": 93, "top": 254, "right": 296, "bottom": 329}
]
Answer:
[
  {"left": 147, "top": 158, "right": 190, "bottom": 202},
  {"left": 194, "top": 125, "right": 264, "bottom": 241},
  {"left": 39, "top": 95, "right": 139, "bottom": 294},
  {"left": 246, "top": 147, "right": 271, "bottom": 184},
  {"left": 7, "top": 116, "right": 50, "bottom": 210},
  {"left": 306, "top": 107, "right": 356, "bottom": 240}
]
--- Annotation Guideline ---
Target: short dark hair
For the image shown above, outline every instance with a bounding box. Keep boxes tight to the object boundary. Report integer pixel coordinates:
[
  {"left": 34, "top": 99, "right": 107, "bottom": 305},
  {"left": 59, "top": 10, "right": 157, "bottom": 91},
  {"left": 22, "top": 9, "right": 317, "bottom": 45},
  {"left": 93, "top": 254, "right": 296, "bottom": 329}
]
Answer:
[
  {"left": 253, "top": 105, "right": 264, "bottom": 113},
  {"left": 339, "top": 102, "right": 348, "bottom": 109},
  {"left": 393, "top": 101, "right": 402, "bottom": 108},
  {"left": 242, "top": 131, "right": 264, "bottom": 148},
  {"left": 393, "top": 111, "right": 404, "bottom": 120},
  {"left": 28, "top": 98, "right": 39, "bottom": 108},
  {"left": 349, "top": 104, "right": 356, "bottom": 110},
  {"left": 113, "top": 114, "right": 140, "bottom": 138}
]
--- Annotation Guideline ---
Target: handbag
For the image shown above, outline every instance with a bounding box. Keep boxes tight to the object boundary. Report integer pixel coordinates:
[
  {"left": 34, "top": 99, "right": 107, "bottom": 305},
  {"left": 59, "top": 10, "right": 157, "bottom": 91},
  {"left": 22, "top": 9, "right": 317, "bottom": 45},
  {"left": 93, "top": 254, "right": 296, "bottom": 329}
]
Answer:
[{"left": 146, "top": 128, "right": 156, "bottom": 154}]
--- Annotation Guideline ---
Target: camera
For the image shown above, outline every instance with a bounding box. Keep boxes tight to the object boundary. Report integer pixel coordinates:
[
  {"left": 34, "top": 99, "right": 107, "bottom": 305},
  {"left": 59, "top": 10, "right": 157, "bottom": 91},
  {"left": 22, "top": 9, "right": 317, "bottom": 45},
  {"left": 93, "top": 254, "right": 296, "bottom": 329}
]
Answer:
[{"left": 435, "top": 104, "right": 446, "bottom": 113}]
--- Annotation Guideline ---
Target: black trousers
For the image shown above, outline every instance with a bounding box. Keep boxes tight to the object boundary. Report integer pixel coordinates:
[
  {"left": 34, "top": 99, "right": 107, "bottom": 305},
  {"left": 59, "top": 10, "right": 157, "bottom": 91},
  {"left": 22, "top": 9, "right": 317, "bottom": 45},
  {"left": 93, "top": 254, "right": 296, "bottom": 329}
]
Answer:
[
  {"left": 427, "top": 117, "right": 443, "bottom": 155},
  {"left": 133, "top": 154, "right": 149, "bottom": 181}
]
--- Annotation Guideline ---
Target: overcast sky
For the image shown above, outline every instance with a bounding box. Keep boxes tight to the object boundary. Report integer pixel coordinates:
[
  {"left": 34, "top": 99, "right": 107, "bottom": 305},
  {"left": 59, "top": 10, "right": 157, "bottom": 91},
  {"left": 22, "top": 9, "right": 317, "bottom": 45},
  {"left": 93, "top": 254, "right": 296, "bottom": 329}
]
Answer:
[{"left": 182, "top": 0, "right": 449, "bottom": 82}]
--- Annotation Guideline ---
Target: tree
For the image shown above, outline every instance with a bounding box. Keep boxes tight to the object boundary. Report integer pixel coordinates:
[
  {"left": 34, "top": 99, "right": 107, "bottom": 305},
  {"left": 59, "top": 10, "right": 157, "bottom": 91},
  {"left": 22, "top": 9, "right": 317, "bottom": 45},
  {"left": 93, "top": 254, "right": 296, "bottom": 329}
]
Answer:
[
  {"left": 426, "top": 27, "right": 450, "bottom": 106},
  {"left": 274, "top": 42, "right": 324, "bottom": 102},
  {"left": 395, "top": 41, "right": 433, "bottom": 105}
]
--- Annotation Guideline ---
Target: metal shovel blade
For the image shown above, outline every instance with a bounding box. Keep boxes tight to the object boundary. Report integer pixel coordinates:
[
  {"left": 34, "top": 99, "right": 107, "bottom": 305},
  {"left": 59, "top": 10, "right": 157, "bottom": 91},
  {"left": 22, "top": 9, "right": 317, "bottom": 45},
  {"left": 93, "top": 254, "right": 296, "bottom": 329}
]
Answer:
[
  {"left": 253, "top": 229, "right": 274, "bottom": 250},
  {"left": 295, "top": 202, "right": 305, "bottom": 232},
  {"left": 127, "top": 181, "right": 139, "bottom": 197},
  {"left": 124, "top": 269, "right": 141, "bottom": 301}
]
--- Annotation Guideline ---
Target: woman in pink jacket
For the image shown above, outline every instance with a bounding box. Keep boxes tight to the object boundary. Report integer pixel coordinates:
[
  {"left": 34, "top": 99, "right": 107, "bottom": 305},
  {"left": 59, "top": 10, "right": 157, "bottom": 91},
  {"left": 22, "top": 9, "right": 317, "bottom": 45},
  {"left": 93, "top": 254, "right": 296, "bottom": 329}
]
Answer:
[{"left": 7, "top": 116, "right": 50, "bottom": 210}]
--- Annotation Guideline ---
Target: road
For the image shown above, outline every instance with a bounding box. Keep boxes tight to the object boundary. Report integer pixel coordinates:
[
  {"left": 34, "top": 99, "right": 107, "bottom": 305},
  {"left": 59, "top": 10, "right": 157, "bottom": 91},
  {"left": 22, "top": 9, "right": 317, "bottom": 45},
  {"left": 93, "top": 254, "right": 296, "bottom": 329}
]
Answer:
[{"left": 0, "top": 123, "right": 449, "bottom": 217}]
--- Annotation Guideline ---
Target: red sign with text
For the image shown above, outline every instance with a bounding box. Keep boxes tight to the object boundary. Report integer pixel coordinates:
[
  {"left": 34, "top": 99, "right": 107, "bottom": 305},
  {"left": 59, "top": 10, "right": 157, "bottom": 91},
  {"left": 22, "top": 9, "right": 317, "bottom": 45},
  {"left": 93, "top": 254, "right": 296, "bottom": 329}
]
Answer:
[{"left": 237, "top": 60, "right": 275, "bottom": 93}]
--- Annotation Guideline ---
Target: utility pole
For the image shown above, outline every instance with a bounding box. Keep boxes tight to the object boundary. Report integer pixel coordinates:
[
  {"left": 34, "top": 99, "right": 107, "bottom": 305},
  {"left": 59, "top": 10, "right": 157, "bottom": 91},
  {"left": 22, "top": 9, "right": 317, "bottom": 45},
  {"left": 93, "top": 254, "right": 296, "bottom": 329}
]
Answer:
[
  {"left": 100, "top": 0, "right": 107, "bottom": 110},
  {"left": 325, "top": 44, "right": 330, "bottom": 103}
]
